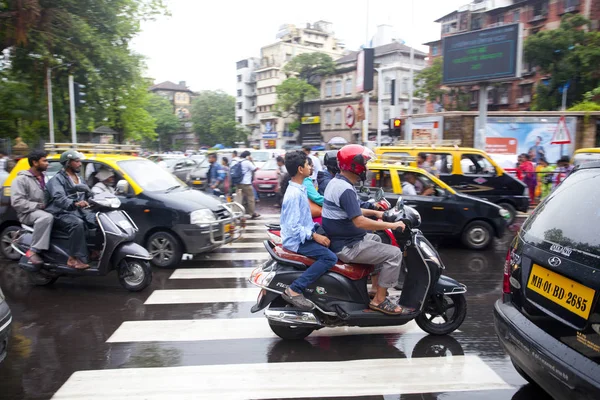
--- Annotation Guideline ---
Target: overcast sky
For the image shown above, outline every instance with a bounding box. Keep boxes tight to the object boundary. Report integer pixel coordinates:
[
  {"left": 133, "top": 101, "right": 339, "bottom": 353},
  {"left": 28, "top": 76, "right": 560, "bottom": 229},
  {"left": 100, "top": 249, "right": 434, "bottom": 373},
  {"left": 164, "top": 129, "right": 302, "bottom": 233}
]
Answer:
[{"left": 132, "top": 0, "right": 468, "bottom": 94}]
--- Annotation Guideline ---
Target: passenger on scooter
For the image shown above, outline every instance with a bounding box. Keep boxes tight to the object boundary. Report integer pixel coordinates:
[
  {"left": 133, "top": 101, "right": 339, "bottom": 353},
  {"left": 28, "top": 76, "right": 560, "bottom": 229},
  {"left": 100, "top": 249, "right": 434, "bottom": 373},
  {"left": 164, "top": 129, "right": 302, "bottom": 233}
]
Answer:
[
  {"left": 92, "top": 168, "right": 116, "bottom": 195},
  {"left": 323, "top": 144, "right": 414, "bottom": 316},
  {"left": 11, "top": 150, "right": 54, "bottom": 265},
  {"left": 45, "top": 150, "right": 98, "bottom": 270},
  {"left": 280, "top": 151, "right": 337, "bottom": 310}
]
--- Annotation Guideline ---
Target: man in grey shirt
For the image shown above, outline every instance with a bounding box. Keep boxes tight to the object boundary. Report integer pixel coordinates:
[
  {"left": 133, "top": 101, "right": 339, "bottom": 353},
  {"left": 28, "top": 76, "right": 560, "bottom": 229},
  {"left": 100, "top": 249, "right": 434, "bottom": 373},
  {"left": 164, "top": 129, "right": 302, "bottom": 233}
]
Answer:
[
  {"left": 11, "top": 150, "right": 54, "bottom": 265},
  {"left": 236, "top": 151, "right": 260, "bottom": 219}
]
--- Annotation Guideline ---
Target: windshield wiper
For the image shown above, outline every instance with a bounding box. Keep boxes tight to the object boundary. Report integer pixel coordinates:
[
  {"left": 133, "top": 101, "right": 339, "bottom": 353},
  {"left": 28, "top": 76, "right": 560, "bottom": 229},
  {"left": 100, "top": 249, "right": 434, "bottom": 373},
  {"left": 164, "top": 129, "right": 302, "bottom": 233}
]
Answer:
[{"left": 165, "top": 185, "right": 181, "bottom": 193}]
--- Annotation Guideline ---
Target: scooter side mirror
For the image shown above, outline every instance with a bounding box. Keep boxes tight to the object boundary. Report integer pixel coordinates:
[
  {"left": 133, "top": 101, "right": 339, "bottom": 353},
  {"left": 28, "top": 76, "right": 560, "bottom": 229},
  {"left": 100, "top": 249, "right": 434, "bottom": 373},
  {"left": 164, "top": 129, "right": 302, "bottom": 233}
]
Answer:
[
  {"left": 374, "top": 187, "right": 384, "bottom": 202},
  {"left": 395, "top": 197, "right": 404, "bottom": 211},
  {"left": 116, "top": 180, "right": 130, "bottom": 195}
]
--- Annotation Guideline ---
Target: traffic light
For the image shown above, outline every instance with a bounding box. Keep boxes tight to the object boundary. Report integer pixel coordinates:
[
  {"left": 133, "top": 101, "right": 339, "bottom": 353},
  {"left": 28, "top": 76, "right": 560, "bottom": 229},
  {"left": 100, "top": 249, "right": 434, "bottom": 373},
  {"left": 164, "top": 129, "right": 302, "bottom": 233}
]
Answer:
[
  {"left": 74, "top": 82, "right": 86, "bottom": 106},
  {"left": 391, "top": 118, "right": 402, "bottom": 137}
]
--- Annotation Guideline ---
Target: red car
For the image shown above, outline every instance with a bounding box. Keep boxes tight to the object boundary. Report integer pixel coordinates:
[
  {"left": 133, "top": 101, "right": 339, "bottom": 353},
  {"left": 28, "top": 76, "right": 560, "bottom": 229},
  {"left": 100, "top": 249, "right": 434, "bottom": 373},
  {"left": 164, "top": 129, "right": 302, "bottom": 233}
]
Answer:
[{"left": 253, "top": 158, "right": 280, "bottom": 194}]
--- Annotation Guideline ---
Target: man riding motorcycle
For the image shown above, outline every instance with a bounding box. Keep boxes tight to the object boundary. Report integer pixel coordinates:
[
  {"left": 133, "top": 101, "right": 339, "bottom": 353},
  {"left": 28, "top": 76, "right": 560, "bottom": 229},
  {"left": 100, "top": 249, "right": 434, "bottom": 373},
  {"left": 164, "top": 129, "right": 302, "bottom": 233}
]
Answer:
[
  {"left": 45, "top": 150, "right": 98, "bottom": 269},
  {"left": 322, "top": 145, "right": 413, "bottom": 316}
]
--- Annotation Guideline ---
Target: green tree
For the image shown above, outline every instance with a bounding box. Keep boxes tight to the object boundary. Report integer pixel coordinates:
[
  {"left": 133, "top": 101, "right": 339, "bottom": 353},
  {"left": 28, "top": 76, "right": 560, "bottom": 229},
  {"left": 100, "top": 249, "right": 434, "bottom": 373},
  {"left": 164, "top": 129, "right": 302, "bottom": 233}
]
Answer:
[
  {"left": 145, "top": 93, "right": 180, "bottom": 148},
  {"left": 274, "top": 78, "right": 319, "bottom": 119},
  {"left": 0, "top": 0, "right": 168, "bottom": 145},
  {"left": 525, "top": 14, "right": 600, "bottom": 110},
  {"left": 191, "top": 90, "right": 245, "bottom": 147},
  {"left": 569, "top": 86, "right": 600, "bottom": 111},
  {"left": 282, "top": 52, "right": 335, "bottom": 87}
]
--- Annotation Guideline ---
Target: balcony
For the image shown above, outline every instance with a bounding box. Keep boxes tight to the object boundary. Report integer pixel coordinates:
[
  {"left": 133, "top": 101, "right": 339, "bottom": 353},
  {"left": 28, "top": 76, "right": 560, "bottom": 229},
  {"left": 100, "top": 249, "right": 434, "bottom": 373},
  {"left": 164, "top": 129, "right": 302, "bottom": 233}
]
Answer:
[{"left": 559, "top": 0, "right": 580, "bottom": 15}]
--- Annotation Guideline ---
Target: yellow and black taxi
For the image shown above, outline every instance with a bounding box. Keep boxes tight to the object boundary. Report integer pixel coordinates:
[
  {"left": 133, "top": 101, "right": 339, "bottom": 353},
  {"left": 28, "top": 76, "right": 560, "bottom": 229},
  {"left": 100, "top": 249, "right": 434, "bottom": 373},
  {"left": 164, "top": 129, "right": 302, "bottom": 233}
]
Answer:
[
  {"left": 495, "top": 161, "right": 600, "bottom": 399},
  {"left": 573, "top": 147, "right": 600, "bottom": 167},
  {"left": 0, "top": 144, "right": 244, "bottom": 268},
  {"left": 365, "top": 161, "right": 508, "bottom": 250},
  {"left": 374, "top": 146, "right": 529, "bottom": 223}
]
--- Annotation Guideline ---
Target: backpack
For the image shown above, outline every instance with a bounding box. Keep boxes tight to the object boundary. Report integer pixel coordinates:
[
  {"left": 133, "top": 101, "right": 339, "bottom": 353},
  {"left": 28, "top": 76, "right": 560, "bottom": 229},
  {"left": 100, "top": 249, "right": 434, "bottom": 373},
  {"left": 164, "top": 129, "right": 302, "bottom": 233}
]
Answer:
[{"left": 230, "top": 161, "right": 244, "bottom": 185}]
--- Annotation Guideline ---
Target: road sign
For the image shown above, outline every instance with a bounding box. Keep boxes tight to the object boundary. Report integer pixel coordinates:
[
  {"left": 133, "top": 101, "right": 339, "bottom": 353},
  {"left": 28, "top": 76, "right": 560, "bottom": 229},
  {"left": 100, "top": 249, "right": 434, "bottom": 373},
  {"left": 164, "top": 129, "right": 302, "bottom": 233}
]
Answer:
[
  {"left": 551, "top": 116, "right": 572, "bottom": 145},
  {"left": 345, "top": 105, "right": 355, "bottom": 128}
]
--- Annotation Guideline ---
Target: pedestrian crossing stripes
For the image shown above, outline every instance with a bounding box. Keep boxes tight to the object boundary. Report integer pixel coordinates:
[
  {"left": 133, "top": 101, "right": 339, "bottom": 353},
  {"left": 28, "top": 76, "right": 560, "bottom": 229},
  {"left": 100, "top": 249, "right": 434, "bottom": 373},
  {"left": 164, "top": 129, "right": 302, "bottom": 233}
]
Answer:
[
  {"left": 145, "top": 287, "right": 403, "bottom": 305},
  {"left": 107, "top": 318, "right": 433, "bottom": 343},
  {"left": 194, "top": 252, "right": 269, "bottom": 261},
  {"left": 53, "top": 356, "right": 511, "bottom": 399},
  {"left": 218, "top": 242, "right": 265, "bottom": 249},
  {"left": 238, "top": 233, "right": 270, "bottom": 239},
  {"left": 170, "top": 267, "right": 256, "bottom": 279}
]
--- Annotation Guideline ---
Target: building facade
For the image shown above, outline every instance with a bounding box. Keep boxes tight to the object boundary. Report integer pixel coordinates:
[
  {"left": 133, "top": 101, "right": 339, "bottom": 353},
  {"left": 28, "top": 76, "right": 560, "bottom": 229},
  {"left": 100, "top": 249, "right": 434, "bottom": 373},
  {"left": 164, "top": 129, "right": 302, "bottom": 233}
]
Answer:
[
  {"left": 235, "top": 58, "right": 260, "bottom": 142},
  {"left": 424, "top": 0, "right": 600, "bottom": 113},
  {"left": 149, "top": 80, "right": 197, "bottom": 149},
  {"left": 320, "top": 42, "right": 428, "bottom": 144},
  {"left": 239, "top": 21, "right": 346, "bottom": 149}
]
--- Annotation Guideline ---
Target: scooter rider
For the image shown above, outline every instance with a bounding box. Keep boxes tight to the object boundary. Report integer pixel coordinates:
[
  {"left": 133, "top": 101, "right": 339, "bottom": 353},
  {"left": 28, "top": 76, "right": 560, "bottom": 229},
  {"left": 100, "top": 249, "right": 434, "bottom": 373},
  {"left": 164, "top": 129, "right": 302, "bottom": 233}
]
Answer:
[
  {"left": 322, "top": 144, "right": 414, "bottom": 316},
  {"left": 11, "top": 150, "right": 54, "bottom": 265},
  {"left": 45, "top": 150, "right": 98, "bottom": 269}
]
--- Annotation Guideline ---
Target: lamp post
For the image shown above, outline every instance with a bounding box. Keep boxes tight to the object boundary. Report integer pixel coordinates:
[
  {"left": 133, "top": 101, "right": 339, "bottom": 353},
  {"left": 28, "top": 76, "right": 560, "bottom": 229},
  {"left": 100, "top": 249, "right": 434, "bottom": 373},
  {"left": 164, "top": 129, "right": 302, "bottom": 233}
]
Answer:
[{"left": 46, "top": 62, "right": 71, "bottom": 143}]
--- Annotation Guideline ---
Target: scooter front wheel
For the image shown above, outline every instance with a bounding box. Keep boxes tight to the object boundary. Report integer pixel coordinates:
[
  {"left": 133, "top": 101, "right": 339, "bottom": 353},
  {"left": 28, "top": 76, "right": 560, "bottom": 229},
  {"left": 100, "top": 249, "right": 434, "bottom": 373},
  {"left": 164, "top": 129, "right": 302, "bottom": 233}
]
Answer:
[
  {"left": 118, "top": 259, "right": 152, "bottom": 292},
  {"left": 416, "top": 293, "right": 467, "bottom": 336}
]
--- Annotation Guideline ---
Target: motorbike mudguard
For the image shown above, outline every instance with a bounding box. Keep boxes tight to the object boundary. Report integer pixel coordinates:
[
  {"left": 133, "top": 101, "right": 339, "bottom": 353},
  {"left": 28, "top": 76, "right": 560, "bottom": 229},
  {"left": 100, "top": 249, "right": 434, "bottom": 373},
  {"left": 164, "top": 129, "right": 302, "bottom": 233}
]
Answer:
[
  {"left": 111, "top": 242, "right": 152, "bottom": 266},
  {"left": 434, "top": 274, "right": 467, "bottom": 295},
  {"left": 250, "top": 290, "right": 280, "bottom": 313}
]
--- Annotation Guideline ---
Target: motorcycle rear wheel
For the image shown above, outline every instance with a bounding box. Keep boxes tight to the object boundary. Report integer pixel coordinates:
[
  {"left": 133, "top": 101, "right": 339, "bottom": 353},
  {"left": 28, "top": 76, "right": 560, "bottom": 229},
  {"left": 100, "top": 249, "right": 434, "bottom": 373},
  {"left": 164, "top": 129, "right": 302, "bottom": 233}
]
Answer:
[
  {"left": 267, "top": 297, "right": 315, "bottom": 340},
  {"left": 416, "top": 293, "right": 467, "bottom": 336}
]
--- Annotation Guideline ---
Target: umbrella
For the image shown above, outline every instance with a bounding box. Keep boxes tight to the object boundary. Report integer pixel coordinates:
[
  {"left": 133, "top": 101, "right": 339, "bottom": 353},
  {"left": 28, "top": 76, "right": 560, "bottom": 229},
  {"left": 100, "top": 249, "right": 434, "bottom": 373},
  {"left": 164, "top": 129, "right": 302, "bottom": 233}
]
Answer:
[
  {"left": 328, "top": 136, "right": 348, "bottom": 146},
  {"left": 212, "top": 143, "right": 225, "bottom": 149},
  {"left": 311, "top": 145, "right": 325, "bottom": 151}
]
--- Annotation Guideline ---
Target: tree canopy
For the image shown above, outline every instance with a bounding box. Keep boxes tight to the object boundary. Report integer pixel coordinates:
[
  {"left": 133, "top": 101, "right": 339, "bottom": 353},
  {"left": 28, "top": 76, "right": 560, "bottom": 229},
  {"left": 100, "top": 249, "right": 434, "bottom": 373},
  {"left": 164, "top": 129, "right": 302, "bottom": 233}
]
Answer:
[
  {"left": 0, "top": 0, "right": 168, "bottom": 146},
  {"left": 525, "top": 14, "right": 600, "bottom": 110},
  {"left": 191, "top": 90, "right": 246, "bottom": 147},
  {"left": 274, "top": 78, "right": 319, "bottom": 119},
  {"left": 282, "top": 52, "right": 335, "bottom": 87}
]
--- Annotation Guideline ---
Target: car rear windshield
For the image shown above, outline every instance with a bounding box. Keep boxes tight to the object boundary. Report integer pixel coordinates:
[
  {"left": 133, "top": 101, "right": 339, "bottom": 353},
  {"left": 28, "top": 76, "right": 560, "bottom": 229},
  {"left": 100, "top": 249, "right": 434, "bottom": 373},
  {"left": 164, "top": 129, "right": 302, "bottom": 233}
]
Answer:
[{"left": 521, "top": 168, "right": 600, "bottom": 258}]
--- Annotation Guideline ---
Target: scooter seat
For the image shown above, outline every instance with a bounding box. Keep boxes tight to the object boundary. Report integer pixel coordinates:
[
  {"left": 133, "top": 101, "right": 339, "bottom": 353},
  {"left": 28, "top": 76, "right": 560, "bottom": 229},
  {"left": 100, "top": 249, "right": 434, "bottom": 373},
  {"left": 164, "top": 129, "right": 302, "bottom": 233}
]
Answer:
[{"left": 273, "top": 245, "right": 374, "bottom": 281}]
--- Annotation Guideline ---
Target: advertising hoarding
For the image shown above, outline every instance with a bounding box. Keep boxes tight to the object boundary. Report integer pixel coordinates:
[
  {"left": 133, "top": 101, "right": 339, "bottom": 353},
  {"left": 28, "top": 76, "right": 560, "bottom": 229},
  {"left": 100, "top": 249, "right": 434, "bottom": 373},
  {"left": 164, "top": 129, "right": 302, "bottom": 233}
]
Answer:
[{"left": 443, "top": 24, "right": 522, "bottom": 86}]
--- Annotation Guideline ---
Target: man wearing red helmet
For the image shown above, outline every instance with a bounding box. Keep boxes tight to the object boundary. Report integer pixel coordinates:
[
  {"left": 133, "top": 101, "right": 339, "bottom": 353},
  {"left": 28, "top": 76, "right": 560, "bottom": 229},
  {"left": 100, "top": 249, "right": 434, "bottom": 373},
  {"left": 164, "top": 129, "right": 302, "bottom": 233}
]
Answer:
[{"left": 322, "top": 144, "right": 414, "bottom": 315}]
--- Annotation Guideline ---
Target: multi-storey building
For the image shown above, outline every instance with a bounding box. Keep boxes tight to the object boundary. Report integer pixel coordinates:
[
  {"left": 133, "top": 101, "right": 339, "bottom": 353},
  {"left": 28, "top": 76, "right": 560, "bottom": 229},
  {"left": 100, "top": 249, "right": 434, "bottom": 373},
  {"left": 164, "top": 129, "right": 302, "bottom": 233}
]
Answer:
[
  {"left": 319, "top": 41, "right": 427, "bottom": 144},
  {"left": 149, "top": 80, "right": 197, "bottom": 149},
  {"left": 242, "top": 21, "right": 346, "bottom": 149},
  {"left": 424, "top": 0, "right": 600, "bottom": 112},
  {"left": 235, "top": 58, "right": 260, "bottom": 142}
]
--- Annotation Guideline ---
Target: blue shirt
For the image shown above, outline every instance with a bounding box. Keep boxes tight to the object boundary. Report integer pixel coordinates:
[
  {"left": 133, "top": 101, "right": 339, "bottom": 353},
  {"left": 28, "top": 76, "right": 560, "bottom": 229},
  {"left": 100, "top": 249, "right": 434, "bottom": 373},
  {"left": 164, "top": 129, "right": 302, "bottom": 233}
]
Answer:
[
  {"left": 281, "top": 181, "right": 315, "bottom": 252},
  {"left": 303, "top": 177, "right": 324, "bottom": 206},
  {"left": 208, "top": 162, "right": 225, "bottom": 186},
  {"left": 322, "top": 175, "right": 366, "bottom": 253}
]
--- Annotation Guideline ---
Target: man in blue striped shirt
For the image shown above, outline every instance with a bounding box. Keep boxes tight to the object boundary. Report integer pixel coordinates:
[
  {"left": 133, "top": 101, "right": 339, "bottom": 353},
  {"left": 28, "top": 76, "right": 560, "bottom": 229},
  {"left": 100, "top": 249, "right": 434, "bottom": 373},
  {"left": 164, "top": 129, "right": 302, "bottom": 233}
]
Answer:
[{"left": 280, "top": 151, "right": 337, "bottom": 310}]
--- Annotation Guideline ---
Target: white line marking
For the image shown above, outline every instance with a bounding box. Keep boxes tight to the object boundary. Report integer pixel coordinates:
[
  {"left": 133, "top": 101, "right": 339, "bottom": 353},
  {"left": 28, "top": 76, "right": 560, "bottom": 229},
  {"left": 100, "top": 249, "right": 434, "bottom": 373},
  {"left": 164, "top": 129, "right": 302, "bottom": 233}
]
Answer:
[
  {"left": 146, "top": 287, "right": 402, "bottom": 303},
  {"left": 170, "top": 268, "right": 257, "bottom": 280},
  {"left": 194, "top": 252, "right": 269, "bottom": 261},
  {"left": 217, "top": 242, "right": 266, "bottom": 249},
  {"left": 237, "top": 233, "right": 268, "bottom": 239},
  {"left": 108, "top": 318, "right": 423, "bottom": 343},
  {"left": 53, "top": 356, "right": 510, "bottom": 399},
  {"left": 145, "top": 288, "right": 260, "bottom": 305}
]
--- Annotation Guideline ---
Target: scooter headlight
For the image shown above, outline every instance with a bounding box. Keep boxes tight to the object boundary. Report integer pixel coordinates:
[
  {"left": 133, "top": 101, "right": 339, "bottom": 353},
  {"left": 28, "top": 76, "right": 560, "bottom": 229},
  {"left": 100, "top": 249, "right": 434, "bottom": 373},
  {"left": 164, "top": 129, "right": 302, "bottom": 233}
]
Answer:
[{"left": 418, "top": 240, "right": 442, "bottom": 268}]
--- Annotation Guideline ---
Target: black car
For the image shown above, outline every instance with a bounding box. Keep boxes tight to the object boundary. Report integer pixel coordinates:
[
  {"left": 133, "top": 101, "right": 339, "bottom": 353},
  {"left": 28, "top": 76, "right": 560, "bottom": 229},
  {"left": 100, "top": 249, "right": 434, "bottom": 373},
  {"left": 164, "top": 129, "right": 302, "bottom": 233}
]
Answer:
[
  {"left": 494, "top": 162, "right": 600, "bottom": 400},
  {"left": 366, "top": 164, "right": 508, "bottom": 250},
  {"left": 0, "top": 286, "right": 11, "bottom": 363}
]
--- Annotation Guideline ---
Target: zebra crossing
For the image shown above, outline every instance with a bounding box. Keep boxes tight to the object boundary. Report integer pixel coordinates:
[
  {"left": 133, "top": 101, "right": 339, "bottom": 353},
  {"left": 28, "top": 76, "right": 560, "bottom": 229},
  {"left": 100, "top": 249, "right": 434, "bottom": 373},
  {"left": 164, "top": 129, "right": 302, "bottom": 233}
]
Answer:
[{"left": 52, "top": 214, "right": 514, "bottom": 399}]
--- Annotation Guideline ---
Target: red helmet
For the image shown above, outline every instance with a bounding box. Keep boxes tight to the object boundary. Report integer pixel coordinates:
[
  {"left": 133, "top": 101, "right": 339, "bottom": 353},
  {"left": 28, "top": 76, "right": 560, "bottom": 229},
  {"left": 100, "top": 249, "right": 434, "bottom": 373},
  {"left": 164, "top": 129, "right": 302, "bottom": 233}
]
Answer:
[{"left": 337, "top": 144, "right": 375, "bottom": 181}]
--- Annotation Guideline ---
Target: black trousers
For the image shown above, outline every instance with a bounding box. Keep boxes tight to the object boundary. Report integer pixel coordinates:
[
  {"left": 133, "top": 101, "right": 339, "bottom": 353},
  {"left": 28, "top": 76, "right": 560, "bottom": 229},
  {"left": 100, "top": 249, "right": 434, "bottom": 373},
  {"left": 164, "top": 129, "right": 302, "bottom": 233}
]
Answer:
[{"left": 53, "top": 211, "right": 98, "bottom": 260}]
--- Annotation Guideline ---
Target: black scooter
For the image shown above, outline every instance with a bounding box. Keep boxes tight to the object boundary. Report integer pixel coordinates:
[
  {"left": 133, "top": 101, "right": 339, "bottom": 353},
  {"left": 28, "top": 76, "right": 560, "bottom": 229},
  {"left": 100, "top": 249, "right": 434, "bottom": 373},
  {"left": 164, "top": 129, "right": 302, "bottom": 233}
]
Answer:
[
  {"left": 11, "top": 185, "right": 153, "bottom": 292},
  {"left": 249, "top": 198, "right": 467, "bottom": 340}
]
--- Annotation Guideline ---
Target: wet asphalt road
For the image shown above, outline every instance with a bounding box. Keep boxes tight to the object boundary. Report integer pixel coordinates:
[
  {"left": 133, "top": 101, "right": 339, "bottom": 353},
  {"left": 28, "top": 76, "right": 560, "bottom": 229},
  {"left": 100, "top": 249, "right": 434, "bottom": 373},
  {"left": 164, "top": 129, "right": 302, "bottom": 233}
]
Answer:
[{"left": 0, "top": 199, "right": 554, "bottom": 400}]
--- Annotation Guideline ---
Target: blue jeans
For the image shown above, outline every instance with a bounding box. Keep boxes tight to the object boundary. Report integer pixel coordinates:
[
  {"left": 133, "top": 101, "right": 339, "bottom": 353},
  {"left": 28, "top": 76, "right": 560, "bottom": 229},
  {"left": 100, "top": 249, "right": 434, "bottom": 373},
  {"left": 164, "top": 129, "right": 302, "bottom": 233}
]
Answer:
[{"left": 290, "top": 240, "right": 337, "bottom": 293}]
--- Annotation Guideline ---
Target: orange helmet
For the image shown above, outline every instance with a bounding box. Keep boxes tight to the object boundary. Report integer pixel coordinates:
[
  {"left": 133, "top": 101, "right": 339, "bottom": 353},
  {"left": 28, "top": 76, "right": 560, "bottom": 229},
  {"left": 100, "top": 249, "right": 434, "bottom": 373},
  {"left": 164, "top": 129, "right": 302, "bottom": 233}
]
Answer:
[{"left": 337, "top": 144, "right": 375, "bottom": 181}]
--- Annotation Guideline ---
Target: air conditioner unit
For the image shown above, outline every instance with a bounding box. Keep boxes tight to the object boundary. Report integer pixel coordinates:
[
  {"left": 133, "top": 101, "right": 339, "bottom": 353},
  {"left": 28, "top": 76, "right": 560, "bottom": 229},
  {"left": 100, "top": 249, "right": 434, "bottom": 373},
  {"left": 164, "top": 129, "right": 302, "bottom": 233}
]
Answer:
[
  {"left": 517, "top": 98, "right": 525, "bottom": 104},
  {"left": 500, "top": 97, "right": 509, "bottom": 105},
  {"left": 523, "top": 95, "right": 531, "bottom": 103}
]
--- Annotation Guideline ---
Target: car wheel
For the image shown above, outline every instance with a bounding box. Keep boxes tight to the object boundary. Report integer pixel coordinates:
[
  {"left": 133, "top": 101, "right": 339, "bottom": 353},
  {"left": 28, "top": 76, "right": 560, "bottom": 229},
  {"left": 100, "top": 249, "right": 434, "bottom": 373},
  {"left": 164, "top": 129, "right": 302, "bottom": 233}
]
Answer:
[
  {"left": 147, "top": 231, "right": 183, "bottom": 268},
  {"left": 461, "top": 220, "right": 493, "bottom": 250},
  {"left": 498, "top": 202, "right": 516, "bottom": 225},
  {"left": 1, "top": 225, "right": 20, "bottom": 261}
]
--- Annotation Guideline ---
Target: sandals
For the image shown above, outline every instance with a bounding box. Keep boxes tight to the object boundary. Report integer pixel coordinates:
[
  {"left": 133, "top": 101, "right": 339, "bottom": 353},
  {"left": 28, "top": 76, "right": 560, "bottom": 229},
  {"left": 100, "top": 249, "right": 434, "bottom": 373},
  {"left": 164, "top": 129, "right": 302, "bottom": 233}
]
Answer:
[
  {"left": 369, "top": 298, "right": 416, "bottom": 316},
  {"left": 282, "top": 289, "right": 314, "bottom": 311}
]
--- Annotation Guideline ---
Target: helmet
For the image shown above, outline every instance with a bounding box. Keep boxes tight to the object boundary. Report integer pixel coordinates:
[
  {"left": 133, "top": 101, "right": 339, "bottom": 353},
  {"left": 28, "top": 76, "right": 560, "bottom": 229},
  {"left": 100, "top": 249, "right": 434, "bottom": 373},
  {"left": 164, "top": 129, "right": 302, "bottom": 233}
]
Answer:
[
  {"left": 60, "top": 150, "right": 84, "bottom": 166},
  {"left": 323, "top": 150, "right": 339, "bottom": 174},
  {"left": 337, "top": 144, "right": 375, "bottom": 181}
]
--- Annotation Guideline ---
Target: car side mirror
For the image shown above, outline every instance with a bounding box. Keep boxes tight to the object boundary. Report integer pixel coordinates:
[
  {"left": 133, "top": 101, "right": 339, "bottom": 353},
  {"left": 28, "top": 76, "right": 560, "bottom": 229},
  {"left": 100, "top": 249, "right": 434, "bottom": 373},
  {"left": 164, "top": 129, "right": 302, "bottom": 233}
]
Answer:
[{"left": 116, "top": 180, "right": 130, "bottom": 195}]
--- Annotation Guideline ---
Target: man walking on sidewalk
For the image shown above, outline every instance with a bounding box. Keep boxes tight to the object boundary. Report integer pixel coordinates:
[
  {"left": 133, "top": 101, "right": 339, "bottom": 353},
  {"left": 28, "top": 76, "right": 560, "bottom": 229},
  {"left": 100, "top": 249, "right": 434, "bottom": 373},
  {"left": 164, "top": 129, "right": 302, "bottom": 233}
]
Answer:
[{"left": 236, "top": 151, "right": 260, "bottom": 219}]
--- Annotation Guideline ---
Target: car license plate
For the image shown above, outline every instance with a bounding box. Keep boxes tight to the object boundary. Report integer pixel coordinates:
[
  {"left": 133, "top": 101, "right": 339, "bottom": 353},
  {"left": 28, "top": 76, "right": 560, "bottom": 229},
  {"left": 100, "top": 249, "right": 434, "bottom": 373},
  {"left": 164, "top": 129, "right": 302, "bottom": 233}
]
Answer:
[
  {"left": 259, "top": 184, "right": 273, "bottom": 189},
  {"left": 192, "top": 180, "right": 202, "bottom": 185},
  {"left": 224, "top": 224, "right": 231, "bottom": 233},
  {"left": 527, "top": 264, "right": 596, "bottom": 319}
]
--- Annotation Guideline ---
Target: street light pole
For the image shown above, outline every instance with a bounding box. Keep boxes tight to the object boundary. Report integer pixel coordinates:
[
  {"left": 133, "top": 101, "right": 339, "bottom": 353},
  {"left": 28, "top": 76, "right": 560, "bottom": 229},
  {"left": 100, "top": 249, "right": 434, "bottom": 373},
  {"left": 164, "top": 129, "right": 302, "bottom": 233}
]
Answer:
[
  {"left": 47, "top": 68, "right": 55, "bottom": 143},
  {"left": 68, "top": 75, "right": 77, "bottom": 144}
]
